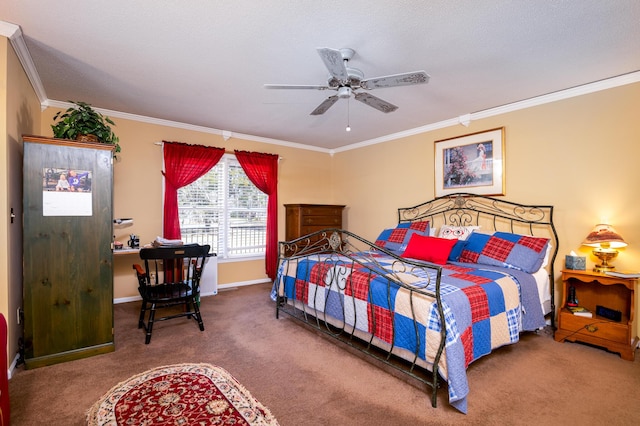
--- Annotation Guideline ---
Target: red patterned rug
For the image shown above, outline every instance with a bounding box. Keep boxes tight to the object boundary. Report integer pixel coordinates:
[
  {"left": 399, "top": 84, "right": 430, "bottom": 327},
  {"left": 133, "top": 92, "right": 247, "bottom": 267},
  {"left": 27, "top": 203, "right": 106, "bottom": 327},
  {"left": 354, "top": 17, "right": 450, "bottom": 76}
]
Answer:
[{"left": 87, "top": 363, "right": 279, "bottom": 425}]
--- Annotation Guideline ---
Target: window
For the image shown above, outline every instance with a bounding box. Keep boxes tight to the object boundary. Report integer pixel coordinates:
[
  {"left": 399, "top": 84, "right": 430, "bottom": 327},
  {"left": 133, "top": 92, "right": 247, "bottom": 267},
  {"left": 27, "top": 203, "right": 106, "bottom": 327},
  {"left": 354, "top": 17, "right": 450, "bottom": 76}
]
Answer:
[{"left": 177, "top": 154, "right": 267, "bottom": 259}]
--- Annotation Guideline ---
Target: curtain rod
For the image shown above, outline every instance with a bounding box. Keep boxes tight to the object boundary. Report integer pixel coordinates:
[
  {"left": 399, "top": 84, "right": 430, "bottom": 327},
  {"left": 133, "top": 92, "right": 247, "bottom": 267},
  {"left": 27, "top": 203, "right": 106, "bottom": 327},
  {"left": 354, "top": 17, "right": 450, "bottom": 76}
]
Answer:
[{"left": 153, "top": 141, "right": 283, "bottom": 160}]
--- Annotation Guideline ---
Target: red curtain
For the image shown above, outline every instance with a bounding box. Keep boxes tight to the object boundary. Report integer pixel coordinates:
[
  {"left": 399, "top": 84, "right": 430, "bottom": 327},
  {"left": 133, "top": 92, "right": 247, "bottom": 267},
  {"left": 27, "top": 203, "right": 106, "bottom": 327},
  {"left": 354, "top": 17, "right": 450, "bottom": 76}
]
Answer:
[
  {"left": 163, "top": 141, "right": 225, "bottom": 239},
  {"left": 235, "top": 150, "right": 279, "bottom": 280}
]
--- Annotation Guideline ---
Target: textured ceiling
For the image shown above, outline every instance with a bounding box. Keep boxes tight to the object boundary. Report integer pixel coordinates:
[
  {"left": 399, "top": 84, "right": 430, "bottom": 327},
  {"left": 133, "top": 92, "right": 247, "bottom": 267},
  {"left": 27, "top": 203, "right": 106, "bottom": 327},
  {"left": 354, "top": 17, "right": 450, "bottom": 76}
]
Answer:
[{"left": 1, "top": 0, "right": 639, "bottom": 150}]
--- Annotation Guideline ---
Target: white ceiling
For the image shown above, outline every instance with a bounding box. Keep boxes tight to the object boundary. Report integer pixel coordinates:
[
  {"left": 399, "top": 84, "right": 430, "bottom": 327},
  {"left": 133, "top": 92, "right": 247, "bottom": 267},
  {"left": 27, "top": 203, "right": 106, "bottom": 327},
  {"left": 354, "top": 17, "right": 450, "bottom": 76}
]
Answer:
[{"left": 1, "top": 0, "right": 639, "bottom": 151}]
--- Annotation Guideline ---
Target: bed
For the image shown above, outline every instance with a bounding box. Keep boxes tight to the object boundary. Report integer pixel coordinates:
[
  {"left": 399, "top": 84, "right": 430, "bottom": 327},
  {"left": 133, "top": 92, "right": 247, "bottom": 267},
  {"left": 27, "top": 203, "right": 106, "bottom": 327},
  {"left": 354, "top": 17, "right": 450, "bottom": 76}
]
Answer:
[{"left": 272, "top": 193, "right": 558, "bottom": 413}]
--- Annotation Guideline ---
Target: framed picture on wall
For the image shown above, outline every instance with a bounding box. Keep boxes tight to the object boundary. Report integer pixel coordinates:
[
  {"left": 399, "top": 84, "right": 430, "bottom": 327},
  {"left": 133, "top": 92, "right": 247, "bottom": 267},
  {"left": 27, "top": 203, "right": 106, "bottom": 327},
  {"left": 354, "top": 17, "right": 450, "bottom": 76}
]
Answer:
[{"left": 434, "top": 127, "right": 505, "bottom": 197}]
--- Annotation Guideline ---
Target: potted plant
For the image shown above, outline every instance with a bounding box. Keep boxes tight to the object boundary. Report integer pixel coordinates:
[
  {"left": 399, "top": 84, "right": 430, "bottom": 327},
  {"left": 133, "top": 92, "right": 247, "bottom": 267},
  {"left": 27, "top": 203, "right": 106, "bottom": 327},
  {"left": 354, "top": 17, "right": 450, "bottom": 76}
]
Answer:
[{"left": 51, "top": 101, "right": 121, "bottom": 153}]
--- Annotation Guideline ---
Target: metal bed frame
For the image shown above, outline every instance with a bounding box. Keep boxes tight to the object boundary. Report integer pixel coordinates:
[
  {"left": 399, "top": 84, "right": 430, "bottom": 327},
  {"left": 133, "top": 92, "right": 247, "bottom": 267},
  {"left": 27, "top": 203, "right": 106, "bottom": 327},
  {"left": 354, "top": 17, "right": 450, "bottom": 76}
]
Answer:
[{"left": 274, "top": 192, "right": 558, "bottom": 409}]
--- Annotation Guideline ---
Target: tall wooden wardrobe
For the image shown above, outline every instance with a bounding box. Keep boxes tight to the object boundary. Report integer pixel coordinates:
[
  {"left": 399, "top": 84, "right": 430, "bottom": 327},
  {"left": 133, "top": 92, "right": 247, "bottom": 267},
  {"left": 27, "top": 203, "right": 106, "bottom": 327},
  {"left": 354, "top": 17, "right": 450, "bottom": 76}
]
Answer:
[{"left": 22, "top": 135, "right": 115, "bottom": 368}]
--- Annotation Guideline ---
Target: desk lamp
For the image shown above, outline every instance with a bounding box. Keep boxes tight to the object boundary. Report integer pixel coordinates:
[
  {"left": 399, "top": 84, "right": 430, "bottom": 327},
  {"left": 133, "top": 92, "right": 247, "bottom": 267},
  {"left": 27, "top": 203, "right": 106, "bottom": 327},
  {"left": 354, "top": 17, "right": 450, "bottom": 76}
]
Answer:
[{"left": 582, "top": 224, "right": 627, "bottom": 272}]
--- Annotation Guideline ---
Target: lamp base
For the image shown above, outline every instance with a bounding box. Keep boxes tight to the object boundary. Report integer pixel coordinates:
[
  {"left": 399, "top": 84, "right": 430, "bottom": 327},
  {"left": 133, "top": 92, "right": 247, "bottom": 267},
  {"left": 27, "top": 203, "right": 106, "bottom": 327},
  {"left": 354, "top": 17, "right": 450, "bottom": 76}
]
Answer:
[
  {"left": 593, "top": 264, "right": 615, "bottom": 273},
  {"left": 592, "top": 248, "right": 617, "bottom": 273}
]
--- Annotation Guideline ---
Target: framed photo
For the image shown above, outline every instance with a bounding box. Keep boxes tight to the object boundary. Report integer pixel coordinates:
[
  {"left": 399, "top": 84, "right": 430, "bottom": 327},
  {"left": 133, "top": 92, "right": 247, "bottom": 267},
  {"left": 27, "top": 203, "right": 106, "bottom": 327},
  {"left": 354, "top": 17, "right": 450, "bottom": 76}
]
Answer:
[
  {"left": 434, "top": 127, "right": 505, "bottom": 197},
  {"left": 42, "top": 167, "right": 93, "bottom": 216}
]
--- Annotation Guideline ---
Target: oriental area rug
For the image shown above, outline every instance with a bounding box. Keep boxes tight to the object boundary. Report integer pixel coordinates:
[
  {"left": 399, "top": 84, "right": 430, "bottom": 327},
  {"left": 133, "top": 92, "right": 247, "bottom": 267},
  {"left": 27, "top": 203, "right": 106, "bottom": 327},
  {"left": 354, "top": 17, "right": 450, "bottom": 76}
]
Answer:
[{"left": 86, "top": 363, "right": 279, "bottom": 425}]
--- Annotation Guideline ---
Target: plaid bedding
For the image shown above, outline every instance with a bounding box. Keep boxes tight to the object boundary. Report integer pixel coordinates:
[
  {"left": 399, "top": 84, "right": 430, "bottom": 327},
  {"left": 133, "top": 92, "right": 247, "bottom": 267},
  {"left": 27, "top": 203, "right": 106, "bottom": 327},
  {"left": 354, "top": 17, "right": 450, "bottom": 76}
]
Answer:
[{"left": 273, "top": 251, "right": 545, "bottom": 414}]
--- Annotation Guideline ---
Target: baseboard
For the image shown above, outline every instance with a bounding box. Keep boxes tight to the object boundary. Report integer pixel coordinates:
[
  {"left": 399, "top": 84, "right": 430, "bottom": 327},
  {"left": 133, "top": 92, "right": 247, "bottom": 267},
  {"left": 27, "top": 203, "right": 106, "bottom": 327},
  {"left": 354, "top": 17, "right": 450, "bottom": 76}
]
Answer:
[
  {"left": 218, "top": 278, "right": 271, "bottom": 291},
  {"left": 113, "top": 278, "right": 271, "bottom": 304},
  {"left": 114, "top": 295, "right": 143, "bottom": 304},
  {"left": 8, "top": 353, "right": 20, "bottom": 380}
]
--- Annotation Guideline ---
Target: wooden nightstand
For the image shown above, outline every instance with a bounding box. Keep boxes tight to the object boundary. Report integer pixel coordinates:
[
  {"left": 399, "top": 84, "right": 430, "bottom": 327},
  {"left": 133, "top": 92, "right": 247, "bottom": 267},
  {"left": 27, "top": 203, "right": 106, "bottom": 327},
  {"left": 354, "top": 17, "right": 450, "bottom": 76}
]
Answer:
[{"left": 554, "top": 269, "right": 638, "bottom": 361}]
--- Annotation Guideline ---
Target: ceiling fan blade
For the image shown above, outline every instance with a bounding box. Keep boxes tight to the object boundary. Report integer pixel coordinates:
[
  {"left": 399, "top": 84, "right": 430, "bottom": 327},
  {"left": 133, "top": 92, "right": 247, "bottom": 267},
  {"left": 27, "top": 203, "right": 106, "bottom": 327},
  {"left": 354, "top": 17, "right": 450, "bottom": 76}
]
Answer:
[
  {"left": 354, "top": 92, "right": 398, "bottom": 113},
  {"left": 361, "top": 71, "right": 430, "bottom": 90},
  {"left": 317, "top": 48, "right": 349, "bottom": 81},
  {"left": 310, "top": 96, "right": 339, "bottom": 115},
  {"left": 264, "top": 84, "right": 329, "bottom": 90}
]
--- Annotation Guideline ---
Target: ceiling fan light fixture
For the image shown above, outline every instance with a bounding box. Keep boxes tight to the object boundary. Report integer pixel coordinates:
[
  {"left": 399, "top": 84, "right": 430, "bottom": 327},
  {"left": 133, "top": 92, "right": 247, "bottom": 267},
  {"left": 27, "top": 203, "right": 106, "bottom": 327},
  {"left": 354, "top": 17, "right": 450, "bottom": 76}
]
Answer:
[
  {"left": 327, "top": 77, "right": 340, "bottom": 88},
  {"left": 338, "top": 87, "right": 351, "bottom": 98}
]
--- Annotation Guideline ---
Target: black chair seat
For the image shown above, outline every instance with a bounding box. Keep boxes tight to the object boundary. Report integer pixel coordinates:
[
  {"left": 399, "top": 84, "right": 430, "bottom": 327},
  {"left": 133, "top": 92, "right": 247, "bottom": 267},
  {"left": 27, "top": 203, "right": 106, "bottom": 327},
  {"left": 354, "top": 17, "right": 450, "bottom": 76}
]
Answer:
[
  {"left": 133, "top": 244, "right": 211, "bottom": 344},
  {"left": 140, "top": 282, "right": 193, "bottom": 301}
]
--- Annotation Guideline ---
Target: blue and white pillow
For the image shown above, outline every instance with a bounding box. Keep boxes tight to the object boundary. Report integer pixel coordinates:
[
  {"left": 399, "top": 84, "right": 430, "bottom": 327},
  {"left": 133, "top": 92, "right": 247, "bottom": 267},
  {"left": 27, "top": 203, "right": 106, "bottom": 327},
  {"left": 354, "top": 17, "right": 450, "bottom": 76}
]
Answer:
[
  {"left": 375, "top": 221, "right": 430, "bottom": 253},
  {"left": 458, "top": 231, "right": 550, "bottom": 273}
]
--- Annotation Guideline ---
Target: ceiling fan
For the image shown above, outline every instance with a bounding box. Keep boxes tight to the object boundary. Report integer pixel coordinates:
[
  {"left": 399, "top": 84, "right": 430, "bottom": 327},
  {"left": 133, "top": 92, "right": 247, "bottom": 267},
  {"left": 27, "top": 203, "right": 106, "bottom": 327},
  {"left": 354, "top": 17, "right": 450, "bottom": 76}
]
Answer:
[{"left": 264, "top": 47, "right": 430, "bottom": 116}]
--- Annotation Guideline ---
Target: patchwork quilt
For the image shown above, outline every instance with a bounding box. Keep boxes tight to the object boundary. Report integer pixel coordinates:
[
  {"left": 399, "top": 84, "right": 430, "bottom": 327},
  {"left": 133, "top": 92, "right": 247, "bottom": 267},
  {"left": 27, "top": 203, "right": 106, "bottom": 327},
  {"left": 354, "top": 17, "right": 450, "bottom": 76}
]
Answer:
[{"left": 273, "top": 251, "right": 545, "bottom": 414}]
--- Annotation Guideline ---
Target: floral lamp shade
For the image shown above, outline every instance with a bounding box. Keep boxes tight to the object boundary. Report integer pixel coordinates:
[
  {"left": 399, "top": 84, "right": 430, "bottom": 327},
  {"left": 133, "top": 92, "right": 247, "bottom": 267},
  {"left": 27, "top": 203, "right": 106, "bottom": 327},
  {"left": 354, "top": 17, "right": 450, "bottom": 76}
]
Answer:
[
  {"left": 582, "top": 224, "right": 627, "bottom": 248},
  {"left": 582, "top": 224, "right": 627, "bottom": 272}
]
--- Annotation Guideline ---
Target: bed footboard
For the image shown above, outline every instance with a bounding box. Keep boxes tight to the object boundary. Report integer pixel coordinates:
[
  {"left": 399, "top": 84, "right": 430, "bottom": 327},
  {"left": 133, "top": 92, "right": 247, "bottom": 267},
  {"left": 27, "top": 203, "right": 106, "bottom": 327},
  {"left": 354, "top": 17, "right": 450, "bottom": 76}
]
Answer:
[{"left": 274, "top": 229, "right": 446, "bottom": 408}]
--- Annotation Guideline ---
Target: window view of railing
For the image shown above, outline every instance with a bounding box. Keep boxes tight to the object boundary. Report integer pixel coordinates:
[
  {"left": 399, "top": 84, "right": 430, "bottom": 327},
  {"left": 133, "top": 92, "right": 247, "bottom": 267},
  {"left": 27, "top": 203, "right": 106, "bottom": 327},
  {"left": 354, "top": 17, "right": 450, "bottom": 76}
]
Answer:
[
  {"left": 180, "top": 218, "right": 267, "bottom": 256},
  {"left": 177, "top": 155, "right": 267, "bottom": 258}
]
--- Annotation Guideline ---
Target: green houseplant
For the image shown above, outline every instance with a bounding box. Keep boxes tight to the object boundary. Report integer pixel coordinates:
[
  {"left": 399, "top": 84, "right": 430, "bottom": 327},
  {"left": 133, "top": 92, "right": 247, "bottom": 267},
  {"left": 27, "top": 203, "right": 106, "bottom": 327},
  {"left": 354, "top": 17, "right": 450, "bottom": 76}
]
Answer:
[{"left": 51, "top": 101, "right": 121, "bottom": 153}]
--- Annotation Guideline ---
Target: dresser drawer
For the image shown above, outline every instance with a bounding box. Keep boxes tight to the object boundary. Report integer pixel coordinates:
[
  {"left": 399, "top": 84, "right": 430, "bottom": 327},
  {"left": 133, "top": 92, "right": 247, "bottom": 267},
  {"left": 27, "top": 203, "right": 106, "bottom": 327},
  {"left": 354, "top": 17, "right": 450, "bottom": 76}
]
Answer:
[
  {"left": 300, "top": 206, "right": 344, "bottom": 217},
  {"left": 300, "top": 225, "right": 338, "bottom": 236},
  {"left": 301, "top": 215, "right": 341, "bottom": 226},
  {"left": 559, "top": 311, "right": 628, "bottom": 344}
]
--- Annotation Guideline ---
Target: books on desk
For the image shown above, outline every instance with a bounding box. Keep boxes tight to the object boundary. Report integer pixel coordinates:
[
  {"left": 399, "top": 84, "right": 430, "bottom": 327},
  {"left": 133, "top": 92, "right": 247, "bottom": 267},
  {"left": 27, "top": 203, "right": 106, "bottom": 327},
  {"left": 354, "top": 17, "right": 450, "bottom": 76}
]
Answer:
[
  {"left": 152, "top": 236, "right": 184, "bottom": 247},
  {"left": 604, "top": 271, "right": 640, "bottom": 278},
  {"left": 567, "top": 306, "right": 593, "bottom": 318}
]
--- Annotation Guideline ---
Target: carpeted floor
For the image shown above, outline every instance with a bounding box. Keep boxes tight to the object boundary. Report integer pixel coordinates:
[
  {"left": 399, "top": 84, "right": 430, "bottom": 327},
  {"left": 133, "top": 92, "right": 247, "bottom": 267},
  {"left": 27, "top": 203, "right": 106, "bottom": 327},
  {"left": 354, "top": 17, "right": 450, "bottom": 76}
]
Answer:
[{"left": 8, "top": 283, "right": 640, "bottom": 425}]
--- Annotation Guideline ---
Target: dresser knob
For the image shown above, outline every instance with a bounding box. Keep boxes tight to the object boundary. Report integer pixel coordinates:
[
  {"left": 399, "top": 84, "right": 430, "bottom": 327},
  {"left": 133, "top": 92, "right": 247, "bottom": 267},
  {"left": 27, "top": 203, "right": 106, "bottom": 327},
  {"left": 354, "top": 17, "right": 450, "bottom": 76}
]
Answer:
[{"left": 586, "top": 325, "right": 598, "bottom": 333}]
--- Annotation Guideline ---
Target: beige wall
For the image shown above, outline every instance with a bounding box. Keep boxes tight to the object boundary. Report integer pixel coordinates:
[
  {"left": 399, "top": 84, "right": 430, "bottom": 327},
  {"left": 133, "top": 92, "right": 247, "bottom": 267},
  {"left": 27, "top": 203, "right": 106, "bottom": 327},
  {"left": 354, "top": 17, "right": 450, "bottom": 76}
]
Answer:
[
  {"left": 0, "top": 38, "right": 7, "bottom": 335},
  {"left": 38, "top": 108, "right": 335, "bottom": 299},
  {"left": 1, "top": 36, "right": 41, "bottom": 368},
  {"left": 333, "top": 82, "right": 640, "bottom": 337},
  {"left": 38, "top": 82, "right": 640, "bottom": 338},
  {"left": 0, "top": 37, "right": 8, "bottom": 365}
]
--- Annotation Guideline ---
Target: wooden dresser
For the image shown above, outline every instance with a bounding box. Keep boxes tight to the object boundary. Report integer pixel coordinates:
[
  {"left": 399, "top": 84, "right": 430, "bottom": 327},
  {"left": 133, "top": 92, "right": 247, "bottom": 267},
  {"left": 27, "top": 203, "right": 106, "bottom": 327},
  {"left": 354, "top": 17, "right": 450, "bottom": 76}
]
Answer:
[{"left": 285, "top": 204, "right": 345, "bottom": 241}]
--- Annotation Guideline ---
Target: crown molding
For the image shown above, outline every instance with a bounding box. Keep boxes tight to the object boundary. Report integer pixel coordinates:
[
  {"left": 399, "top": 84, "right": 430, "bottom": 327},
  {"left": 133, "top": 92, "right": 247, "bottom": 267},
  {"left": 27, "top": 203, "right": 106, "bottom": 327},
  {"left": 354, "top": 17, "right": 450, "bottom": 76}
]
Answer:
[
  {"left": 44, "top": 99, "right": 329, "bottom": 153},
  {"left": 469, "top": 71, "right": 640, "bottom": 122},
  {"left": 334, "top": 70, "right": 640, "bottom": 153},
  {"left": 0, "top": 21, "right": 19, "bottom": 37},
  {"left": 1, "top": 21, "right": 47, "bottom": 106},
  {"left": 44, "top": 71, "right": 640, "bottom": 155}
]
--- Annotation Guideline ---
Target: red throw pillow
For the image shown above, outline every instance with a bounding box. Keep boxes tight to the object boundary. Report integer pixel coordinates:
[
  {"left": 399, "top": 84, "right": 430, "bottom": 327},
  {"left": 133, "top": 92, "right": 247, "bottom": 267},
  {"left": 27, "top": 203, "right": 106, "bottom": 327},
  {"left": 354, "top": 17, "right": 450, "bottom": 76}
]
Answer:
[{"left": 401, "top": 234, "right": 458, "bottom": 265}]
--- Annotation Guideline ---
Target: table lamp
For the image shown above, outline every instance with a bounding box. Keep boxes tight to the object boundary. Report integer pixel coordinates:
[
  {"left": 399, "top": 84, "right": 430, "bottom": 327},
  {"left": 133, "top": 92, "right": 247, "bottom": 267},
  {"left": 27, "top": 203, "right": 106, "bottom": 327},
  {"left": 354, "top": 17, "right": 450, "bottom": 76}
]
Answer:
[{"left": 582, "top": 224, "right": 627, "bottom": 272}]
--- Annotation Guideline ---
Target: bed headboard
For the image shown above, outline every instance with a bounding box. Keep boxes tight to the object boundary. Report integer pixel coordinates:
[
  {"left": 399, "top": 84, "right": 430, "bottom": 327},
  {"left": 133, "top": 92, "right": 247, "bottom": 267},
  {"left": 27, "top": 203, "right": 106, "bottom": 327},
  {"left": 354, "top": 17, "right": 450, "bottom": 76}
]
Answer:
[{"left": 398, "top": 192, "right": 558, "bottom": 322}]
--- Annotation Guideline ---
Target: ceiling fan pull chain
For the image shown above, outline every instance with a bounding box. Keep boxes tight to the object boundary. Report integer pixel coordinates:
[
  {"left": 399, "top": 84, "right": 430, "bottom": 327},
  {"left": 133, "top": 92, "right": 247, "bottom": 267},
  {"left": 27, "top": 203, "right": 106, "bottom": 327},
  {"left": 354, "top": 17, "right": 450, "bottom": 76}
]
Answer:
[{"left": 346, "top": 97, "right": 351, "bottom": 132}]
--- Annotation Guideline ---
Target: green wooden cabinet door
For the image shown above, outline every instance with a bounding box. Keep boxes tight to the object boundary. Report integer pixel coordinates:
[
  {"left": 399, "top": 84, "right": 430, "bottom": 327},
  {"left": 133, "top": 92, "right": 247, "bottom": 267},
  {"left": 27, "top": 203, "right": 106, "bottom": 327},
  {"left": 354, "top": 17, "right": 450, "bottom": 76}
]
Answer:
[{"left": 23, "top": 136, "right": 115, "bottom": 368}]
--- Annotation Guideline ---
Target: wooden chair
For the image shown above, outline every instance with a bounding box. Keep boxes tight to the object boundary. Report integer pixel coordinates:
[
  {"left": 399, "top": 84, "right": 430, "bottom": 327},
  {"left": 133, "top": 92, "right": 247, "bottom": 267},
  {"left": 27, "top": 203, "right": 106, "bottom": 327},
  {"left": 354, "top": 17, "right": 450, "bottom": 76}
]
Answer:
[{"left": 133, "top": 244, "right": 210, "bottom": 344}]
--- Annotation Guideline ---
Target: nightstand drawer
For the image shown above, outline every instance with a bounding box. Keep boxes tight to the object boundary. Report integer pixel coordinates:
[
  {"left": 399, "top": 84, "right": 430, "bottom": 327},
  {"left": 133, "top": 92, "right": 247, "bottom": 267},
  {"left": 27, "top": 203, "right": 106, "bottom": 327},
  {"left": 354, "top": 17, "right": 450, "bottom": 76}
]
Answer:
[{"left": 560, "top": 311, "right": 628, "bottom": 344}]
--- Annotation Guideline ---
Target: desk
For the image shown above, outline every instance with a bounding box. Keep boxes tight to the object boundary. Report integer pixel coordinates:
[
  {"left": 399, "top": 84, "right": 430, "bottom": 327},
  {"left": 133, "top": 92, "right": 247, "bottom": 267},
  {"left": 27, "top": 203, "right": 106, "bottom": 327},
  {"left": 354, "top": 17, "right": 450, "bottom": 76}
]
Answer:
[
  {"left": 113, "top": 247, "right": 218, "bottom": 298},
  {"left": 114, "top": 248, "right": 140, "bottom": 255}
]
